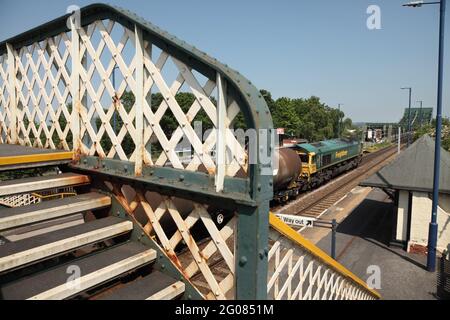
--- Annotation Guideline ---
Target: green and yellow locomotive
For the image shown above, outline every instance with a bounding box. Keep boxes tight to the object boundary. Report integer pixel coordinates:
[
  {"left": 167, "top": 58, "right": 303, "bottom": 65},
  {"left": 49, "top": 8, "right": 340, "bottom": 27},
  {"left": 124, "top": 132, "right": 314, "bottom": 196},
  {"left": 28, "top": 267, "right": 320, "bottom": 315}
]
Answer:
[{"left": 273, "top": 138, "right": 363, "bottom": 202}]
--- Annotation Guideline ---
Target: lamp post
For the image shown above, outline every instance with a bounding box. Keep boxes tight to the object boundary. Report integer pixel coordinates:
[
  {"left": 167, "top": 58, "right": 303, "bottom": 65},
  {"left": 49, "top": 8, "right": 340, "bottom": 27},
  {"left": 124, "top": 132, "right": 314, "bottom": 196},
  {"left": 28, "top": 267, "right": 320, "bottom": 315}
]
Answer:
[
  {"left": 401, "top": 87, "right": 412, "bottom": 146},
  {"left": 403, "top": 0, "right": 446, "bottom": 272}
]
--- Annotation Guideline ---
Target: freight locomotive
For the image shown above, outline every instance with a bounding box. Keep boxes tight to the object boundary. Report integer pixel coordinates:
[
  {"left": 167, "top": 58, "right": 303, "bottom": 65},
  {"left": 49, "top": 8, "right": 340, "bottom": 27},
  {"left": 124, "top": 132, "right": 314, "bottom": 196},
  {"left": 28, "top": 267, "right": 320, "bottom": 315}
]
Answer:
[
  {"left": 149, "top": 137, "right": 363, "bottom": 232},
  {"left": 273, "top": 138, "right": 363, "bottom": 202}
]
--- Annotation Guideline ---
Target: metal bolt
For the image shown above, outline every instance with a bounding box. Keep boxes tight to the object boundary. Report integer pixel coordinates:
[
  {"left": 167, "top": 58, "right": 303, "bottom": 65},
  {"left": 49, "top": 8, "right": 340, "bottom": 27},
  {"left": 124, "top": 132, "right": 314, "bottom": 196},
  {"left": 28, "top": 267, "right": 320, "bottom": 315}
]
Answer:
[{"left": 239, "top": 256, "right": 247, "bottom": 266}]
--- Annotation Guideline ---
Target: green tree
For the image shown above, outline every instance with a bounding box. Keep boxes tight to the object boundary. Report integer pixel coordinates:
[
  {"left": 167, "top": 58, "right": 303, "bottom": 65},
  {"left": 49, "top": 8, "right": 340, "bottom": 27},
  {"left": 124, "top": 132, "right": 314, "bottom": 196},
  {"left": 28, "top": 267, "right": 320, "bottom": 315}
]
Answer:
[{"left": 259, "top": 90, "right": 357, "bottom": 142}]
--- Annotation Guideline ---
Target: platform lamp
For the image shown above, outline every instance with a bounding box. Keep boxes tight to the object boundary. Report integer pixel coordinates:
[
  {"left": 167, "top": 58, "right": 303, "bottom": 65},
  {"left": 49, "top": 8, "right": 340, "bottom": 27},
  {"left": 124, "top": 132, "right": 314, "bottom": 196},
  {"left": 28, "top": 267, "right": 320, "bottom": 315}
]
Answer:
[{"left": 403, "top": 0, "right": 446, "bottom": 272}]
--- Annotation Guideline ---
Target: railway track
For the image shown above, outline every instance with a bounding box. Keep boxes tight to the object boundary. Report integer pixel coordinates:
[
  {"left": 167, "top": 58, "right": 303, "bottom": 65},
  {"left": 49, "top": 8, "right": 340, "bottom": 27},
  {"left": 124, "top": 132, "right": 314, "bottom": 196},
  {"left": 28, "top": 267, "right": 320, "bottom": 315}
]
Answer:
[{"left": 274, "top": 144, "right": 402, "bottom": 218}]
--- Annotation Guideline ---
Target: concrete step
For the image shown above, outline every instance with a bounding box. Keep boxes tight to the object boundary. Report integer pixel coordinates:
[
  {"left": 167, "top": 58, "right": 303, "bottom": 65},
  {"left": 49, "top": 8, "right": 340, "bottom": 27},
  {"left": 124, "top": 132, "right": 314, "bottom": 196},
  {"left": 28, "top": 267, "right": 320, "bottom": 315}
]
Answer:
[
  {"left": 0, "top": 192, "right": 111, "bottom": 232},
  {"left": 99, "top": 270, "right": 185, "bottom": 300},
  {"left": 0, "top": 242, "right": 156, "bottom": 300},
  {"left": 0, "top": 173, "right": 90, "bottom": 197},
  {"left": 0, "top": 216, "right": 132, "bottom": 273}
]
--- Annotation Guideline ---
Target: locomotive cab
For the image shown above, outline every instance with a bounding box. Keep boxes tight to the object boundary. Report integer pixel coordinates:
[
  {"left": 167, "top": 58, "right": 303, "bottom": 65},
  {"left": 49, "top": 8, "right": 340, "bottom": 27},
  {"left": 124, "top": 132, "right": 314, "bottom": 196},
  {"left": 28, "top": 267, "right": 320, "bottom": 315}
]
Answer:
[{"left": 297, "top": 151, "right": 317, "bottom": 181}]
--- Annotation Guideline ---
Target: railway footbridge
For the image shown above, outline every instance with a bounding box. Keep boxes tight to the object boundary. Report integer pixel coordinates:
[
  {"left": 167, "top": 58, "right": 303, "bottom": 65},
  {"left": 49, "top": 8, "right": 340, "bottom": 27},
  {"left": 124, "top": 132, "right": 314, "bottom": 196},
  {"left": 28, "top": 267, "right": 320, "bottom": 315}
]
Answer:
[{"left": 0, "top": 4, "right": 379, "bottom": 300}]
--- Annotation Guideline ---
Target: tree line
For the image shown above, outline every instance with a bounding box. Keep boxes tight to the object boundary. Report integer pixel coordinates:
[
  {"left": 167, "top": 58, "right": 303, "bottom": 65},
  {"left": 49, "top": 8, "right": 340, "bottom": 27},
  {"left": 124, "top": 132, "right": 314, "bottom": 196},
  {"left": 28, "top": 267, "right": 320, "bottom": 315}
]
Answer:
[{"left": 260, "top": 90, "right": 353, "bottom": 142}]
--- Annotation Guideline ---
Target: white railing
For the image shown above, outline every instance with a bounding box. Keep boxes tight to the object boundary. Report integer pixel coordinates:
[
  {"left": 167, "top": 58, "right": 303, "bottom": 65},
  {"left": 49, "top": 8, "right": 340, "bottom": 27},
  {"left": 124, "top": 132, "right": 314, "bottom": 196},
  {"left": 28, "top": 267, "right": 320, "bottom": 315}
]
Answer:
[
  {"left": 0, "top": 193, "right": 41, "bottom": 208},
  {"left": 0, "top": 16, "right": 248, "bottom": 185},
  {"left": 268, "top": 214, "right": 380, "bottom": 300},
  {"left": 0, "top": 187, "right": 76, "bottom": 208}
]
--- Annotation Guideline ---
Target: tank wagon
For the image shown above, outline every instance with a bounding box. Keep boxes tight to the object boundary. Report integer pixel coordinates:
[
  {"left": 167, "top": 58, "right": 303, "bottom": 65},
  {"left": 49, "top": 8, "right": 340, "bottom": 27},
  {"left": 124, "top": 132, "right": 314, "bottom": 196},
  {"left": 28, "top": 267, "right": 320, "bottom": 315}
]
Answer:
[{"left": 273, "top": 138, "right": 363, "bottom": 202}]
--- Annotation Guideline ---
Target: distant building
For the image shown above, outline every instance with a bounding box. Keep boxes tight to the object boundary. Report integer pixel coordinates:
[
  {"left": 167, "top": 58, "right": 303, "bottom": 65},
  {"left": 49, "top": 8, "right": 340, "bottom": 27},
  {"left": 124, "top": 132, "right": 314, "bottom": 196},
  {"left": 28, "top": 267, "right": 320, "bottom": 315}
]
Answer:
[{"left": 361, "top": 135, "right": 450, "bottom": 254}]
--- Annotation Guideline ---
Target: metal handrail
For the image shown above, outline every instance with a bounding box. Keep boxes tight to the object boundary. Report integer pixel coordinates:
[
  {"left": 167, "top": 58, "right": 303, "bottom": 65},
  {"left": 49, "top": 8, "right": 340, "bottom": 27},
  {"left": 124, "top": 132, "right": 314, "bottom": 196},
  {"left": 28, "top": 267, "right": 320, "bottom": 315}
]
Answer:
[{"left": 269, "top": 213, "right": 381, "bottom": 299}]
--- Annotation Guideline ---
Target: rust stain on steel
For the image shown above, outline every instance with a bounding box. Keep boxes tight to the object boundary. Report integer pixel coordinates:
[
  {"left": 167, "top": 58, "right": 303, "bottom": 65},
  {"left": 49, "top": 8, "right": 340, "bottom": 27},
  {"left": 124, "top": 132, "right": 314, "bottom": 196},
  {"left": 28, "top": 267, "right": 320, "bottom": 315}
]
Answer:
[
  {"left": 165, "top": 249, "right": 189, "bottom": 278},
  {"left": 72, "top": 143, "right": 82, "bottom": 163},
  {"left": 206, "top": 166, "right": 216, "bottom": 175},
  {"left": 114, "top": 187, "right": 190, "bottom": 280},
  {"left": 198, "top": 249, "right": 209, "bottom": 262},
  {"left": 112, "top": 188, "right": 137, "bottom": 217}
]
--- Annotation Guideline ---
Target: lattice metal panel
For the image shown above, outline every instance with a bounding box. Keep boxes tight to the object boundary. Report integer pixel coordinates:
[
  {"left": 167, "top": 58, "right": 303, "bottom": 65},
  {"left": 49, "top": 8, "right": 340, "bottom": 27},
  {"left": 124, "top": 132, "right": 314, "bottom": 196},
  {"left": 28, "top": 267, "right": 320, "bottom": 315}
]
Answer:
[
  {"left": 74, "top": 18, "right": 247, "bottom": 178},
  {"left": 0, "top": 187, "right": 76, "bottom": 208},
  {"left": 268, "top": 228, "right": 378, "bottom": 300},
  {"left": 1, "top": 17, "right": 248, "bottom": 179},
  {"left": 14, "top": 33, "right": 73, "bottom": 150},
  {"left": 108, "top": 181, "right": 235, "bottom": 300},
  {"left": 0, "top": 193, "right": 41, "bottom": 208}
]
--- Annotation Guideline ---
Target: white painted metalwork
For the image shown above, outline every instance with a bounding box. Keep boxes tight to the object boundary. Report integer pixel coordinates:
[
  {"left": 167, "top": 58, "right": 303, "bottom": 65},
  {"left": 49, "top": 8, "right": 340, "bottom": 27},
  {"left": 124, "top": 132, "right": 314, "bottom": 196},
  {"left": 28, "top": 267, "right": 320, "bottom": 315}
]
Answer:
[
  {"left": 109, "top": 181, "right": 236, "bottom": 300},
  {"left": 267, "top": 219, "right": 380, "bottom": 300},
  {"left": 6, "top": 44, "right": 16, "bottom": 143},
  {"left": 215, "top": 73, "right": 226, "bottom": 192},
  {"left": 0, "top": 193, "right": 41, "bottom": 208},
  {"left": 0, "top": 187, "right": 76, "bottom": 208},
  {"left": 0, "top": 19, "right": 247, "bottom": 178},
  {"left": 134, "top": 25, "right": 144, "bottom": 176},
  {"left": 70, "top": 15, "right": 81, "bottom": 153}
]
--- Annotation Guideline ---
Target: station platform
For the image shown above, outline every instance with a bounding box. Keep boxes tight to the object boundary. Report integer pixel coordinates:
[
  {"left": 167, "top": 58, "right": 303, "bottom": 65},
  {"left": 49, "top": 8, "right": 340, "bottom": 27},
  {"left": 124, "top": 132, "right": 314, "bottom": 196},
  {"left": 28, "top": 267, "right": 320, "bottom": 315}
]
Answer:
[{"left": 0, "top": 144, "right": 73, "bottom": 171}]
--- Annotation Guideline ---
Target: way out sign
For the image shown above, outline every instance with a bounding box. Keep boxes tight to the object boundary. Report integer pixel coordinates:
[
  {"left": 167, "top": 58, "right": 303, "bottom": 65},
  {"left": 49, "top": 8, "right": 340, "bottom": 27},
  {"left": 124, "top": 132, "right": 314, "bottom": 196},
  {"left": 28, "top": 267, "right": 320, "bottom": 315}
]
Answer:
[{"left": 275, "top": 214, "right": 315, "bottom": 228}]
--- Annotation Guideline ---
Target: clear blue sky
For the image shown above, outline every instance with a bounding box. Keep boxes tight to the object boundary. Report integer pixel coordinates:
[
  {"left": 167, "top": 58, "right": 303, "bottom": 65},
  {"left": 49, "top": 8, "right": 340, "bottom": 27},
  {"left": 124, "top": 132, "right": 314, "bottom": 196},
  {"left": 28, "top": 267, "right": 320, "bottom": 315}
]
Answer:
[{"left": 1, "top": 0, "right": 449, "bottom": 122}]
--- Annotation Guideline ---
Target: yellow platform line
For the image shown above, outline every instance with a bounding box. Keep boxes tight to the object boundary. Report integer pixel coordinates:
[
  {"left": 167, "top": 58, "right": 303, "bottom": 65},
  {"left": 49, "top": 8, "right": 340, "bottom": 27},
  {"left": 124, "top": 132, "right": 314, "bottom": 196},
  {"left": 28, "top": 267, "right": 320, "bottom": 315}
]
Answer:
[
  {"left": 269, "top": 212, "right": 381, "bottom": 299},
  {"left": 0, "top": 151, "right": 73, "bottom": 166}
]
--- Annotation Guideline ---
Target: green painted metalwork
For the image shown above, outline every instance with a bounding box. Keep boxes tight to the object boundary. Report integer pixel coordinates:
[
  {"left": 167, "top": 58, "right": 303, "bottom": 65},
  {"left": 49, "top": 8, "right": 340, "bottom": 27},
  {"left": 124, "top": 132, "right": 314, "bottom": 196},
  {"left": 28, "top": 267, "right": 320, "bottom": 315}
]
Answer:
[{"left": 71, "top": 156, "right": 255, "bottom": 208}]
